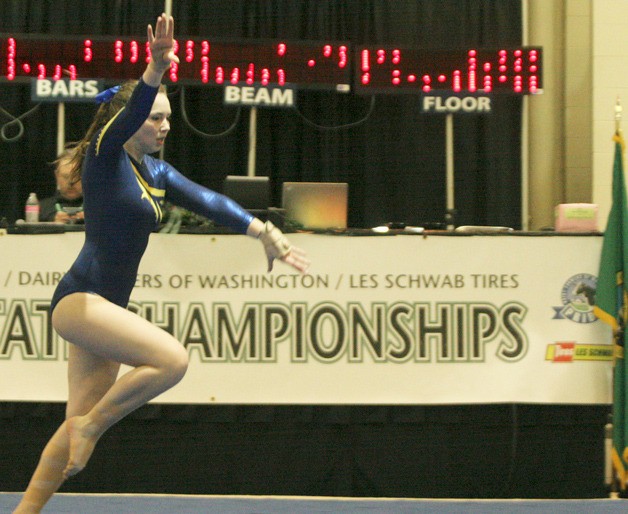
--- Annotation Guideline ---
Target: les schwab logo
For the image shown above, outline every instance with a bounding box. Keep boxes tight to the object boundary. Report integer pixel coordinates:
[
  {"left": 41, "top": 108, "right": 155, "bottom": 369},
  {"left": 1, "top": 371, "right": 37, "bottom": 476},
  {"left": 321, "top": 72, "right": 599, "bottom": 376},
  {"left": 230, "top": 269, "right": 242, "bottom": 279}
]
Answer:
[{"left": 545, "top": 341, "right": 612, "bottom": 363}]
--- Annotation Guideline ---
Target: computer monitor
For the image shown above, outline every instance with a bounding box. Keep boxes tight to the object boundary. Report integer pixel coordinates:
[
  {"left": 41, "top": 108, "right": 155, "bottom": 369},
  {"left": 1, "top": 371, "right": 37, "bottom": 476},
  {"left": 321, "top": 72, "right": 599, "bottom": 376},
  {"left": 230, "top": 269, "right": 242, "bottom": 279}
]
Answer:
[{"left": 222, "top": 175, "right": 270, "bottom": 215}]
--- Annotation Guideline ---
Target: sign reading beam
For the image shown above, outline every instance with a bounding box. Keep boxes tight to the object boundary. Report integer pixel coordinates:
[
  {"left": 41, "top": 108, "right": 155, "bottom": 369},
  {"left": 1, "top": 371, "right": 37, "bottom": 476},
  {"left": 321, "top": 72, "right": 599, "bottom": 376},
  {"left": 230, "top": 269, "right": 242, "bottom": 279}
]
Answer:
[{"left": 223, "top": 84, "right": 295, "bottom": 107}]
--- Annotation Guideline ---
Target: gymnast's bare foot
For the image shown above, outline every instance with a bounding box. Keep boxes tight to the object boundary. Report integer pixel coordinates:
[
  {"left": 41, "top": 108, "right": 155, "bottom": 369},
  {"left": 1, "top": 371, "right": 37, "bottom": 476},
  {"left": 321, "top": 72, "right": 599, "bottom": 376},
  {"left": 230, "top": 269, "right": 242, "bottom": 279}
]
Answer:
[{"left": 63, "top": 416, "right": 99, "bottom": 478}]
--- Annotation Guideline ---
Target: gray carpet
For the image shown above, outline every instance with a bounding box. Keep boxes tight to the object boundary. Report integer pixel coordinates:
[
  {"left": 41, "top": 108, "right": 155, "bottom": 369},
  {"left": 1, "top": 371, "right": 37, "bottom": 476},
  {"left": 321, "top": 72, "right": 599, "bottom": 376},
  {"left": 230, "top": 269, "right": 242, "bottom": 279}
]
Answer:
[{"left": 1, "top": 493, "right": 627, "bottom": 513}]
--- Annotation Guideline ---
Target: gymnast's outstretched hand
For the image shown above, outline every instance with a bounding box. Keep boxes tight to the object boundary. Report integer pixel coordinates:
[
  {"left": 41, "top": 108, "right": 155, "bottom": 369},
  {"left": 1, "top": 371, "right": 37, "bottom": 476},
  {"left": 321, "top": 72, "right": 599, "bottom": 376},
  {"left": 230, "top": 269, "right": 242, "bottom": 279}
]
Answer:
[
  {"left": 147, "top": 13, "right": 179, "bottom": 73},
  {"left": 258, "top": 221, "right": 310, "bottom": 273}
]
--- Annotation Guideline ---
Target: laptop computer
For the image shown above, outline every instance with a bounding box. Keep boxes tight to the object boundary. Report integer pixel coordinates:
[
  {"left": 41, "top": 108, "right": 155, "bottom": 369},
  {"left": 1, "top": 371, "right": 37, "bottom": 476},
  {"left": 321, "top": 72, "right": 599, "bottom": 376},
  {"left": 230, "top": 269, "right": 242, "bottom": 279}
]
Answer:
[{"left": 281, "top": 182, "right": 348, "bottom": 231}]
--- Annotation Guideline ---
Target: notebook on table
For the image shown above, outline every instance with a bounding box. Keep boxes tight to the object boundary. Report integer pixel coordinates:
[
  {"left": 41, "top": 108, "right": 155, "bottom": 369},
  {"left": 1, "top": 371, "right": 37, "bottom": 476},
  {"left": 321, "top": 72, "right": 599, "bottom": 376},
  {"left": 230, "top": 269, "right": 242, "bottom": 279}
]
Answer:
[{"left": 281, "top": 182, "right": 348, "bottom": 231}]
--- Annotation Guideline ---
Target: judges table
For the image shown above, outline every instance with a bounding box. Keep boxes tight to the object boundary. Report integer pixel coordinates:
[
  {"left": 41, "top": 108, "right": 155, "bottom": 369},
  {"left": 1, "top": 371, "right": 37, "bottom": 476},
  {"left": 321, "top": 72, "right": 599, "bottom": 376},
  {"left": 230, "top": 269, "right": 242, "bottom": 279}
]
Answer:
[{"left": 0, "top": 230, "right": 611, "bottom": 405}]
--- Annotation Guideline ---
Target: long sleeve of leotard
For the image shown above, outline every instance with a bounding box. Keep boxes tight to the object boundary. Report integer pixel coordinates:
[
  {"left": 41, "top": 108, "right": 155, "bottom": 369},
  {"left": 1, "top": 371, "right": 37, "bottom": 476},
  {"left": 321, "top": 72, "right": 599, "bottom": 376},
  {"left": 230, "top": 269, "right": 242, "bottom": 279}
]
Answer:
[{"left": 160, "top": 160, "right": 254, "bottom": 233}]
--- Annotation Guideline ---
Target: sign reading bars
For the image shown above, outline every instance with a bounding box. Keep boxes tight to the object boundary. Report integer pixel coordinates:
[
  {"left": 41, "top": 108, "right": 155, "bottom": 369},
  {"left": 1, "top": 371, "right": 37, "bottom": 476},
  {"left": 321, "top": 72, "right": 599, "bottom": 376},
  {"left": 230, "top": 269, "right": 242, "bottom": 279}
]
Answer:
[
  {"left": 0, "top": 232, "right": 610, "bottom": 405},
  {"left": 30, "top": 78, "right": 103, "bottom": 102}
]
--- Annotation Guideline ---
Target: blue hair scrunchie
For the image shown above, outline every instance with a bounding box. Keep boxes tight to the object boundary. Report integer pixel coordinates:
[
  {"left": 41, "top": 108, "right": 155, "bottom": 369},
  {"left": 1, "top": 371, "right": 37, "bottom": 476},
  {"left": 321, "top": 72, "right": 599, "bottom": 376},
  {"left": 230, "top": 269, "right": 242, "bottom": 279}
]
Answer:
[{"left": 94, "top": 85, "right": 121, "bottom": 104}]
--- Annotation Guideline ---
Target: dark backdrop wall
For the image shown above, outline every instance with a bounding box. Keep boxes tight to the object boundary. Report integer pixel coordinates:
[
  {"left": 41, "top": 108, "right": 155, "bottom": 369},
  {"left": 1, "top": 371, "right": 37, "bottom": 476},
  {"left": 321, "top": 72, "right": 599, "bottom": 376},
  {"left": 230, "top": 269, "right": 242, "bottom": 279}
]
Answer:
[
  {"left": 0, "top": 0, "right": 522, "bottom": 229},
  {"left": 0, "top": 0, "right": 610, "bottom": 501}
]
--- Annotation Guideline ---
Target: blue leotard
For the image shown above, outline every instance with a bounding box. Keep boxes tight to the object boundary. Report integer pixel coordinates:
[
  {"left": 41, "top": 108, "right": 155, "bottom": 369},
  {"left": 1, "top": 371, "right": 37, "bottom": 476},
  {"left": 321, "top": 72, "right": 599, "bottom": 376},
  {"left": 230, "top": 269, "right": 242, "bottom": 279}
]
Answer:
[{"left": 51, "top": 79, "right": 253, "bottom": 311}]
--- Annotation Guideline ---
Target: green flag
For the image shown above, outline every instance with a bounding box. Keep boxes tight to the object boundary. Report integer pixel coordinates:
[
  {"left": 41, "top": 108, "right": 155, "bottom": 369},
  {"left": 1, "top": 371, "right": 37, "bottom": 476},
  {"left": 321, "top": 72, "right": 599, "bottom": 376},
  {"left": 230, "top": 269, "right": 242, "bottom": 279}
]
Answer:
[{"left": 594, "top": 132, "right": 628, "bottom": 489}]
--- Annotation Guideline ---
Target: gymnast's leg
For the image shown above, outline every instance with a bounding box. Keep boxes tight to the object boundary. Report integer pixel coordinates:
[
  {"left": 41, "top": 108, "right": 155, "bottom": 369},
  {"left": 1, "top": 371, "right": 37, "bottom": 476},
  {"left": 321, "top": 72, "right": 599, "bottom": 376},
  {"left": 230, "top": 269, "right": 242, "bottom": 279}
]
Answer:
[
  {"left": 13, "top": 292, "right": 188, "bottom": 513},
  {"left": 13, "top": 342, "right": 121, "bottom": 513},
  {"left": 55, "top": 293, "right": 189, "bottom": 478}
]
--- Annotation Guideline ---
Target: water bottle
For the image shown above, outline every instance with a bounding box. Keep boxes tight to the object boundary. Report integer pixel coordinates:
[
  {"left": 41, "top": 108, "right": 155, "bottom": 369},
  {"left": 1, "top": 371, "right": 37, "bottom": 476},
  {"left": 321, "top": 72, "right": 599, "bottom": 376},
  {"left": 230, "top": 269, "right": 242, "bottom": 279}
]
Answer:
[{"left": 25, "top": 192, "right": 40, "bottom": 223}]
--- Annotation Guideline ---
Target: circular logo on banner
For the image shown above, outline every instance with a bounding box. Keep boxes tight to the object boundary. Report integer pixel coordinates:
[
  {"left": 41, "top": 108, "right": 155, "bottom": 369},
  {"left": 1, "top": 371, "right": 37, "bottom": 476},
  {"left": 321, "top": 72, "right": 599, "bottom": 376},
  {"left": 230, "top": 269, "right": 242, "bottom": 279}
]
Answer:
[{"left": 552, "top": 273, "right": 598, "bottom": 323}]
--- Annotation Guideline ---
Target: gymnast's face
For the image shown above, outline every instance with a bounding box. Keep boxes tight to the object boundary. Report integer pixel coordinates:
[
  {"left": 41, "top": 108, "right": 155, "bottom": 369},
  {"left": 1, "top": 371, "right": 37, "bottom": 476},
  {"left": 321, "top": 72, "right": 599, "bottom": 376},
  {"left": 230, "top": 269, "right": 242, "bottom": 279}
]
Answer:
[{"left": 126, "top": 92, "right": 172, "bottom": 160}]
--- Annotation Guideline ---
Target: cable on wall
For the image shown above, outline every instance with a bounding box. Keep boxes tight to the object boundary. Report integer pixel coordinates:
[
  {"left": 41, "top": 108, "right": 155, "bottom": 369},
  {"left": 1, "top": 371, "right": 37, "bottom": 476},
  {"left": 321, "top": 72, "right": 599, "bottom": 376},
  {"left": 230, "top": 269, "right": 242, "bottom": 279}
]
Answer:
[
  {"left": 292, "top": 94, "right": 376, "bottom": 131},
  {"left": 0, "top": 104, "right": 41, "bottom": 143},
  {"left": 178, "top": 86, "right": 242, "bottom": 138}
]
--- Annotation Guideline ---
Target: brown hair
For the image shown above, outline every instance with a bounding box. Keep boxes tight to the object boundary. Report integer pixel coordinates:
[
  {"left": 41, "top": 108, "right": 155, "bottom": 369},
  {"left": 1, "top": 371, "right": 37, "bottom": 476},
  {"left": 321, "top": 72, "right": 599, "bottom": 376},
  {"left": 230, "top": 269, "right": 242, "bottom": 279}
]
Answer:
[
  {"left": 63, "top": 80, "right": 167, "bottom": 184},
  {"left": 50, "top": 147, "right": 79, "bottom": 183}
]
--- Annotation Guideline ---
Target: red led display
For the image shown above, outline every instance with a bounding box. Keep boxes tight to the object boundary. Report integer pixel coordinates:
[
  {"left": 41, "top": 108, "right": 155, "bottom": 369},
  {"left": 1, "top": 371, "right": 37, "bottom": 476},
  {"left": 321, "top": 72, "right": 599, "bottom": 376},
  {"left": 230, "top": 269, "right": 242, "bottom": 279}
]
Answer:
[
  {"left": 0, "top": 35, "right": 543, "bottom": 95},
  {"left": 0, "top": 34, "right": 352, "bottom": 91},
  {"left": 355, "top": 46, "right": 542, "bottom": 94}
]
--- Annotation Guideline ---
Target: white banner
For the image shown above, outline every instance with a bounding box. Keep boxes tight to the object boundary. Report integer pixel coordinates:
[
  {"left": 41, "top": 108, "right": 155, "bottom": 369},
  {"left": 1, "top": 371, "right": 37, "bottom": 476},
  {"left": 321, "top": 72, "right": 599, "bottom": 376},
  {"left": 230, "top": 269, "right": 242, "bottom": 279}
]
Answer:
[{"left": 0, "top": 232, "right": 612, "bottom": 404}]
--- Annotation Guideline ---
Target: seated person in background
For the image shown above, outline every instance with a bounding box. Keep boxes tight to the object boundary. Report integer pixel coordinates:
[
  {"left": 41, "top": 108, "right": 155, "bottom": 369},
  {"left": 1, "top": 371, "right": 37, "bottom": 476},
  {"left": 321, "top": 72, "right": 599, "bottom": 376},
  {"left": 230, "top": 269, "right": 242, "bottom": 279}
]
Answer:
[{"left": 40, "top": 149, "right": 84, "bottom": 223}]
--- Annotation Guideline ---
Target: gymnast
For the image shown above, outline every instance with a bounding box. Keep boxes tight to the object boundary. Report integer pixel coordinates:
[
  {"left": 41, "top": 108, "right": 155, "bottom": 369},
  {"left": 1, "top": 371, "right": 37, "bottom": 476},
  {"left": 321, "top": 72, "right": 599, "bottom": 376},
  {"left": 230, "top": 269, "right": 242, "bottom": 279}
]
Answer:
[{"left": 13, "top": 13, "right": 309, "bottom": 513}]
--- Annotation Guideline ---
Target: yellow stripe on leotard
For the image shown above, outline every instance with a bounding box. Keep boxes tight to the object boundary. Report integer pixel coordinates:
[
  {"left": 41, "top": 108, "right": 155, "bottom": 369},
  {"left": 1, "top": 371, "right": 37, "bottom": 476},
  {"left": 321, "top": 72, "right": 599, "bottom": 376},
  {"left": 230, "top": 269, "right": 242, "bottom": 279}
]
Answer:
[
  {"left": 95, "top": 108, "right": 125, "bottom": 156},
  {"left": 130, "top": 162, "right": 164, "bottom": 223}
]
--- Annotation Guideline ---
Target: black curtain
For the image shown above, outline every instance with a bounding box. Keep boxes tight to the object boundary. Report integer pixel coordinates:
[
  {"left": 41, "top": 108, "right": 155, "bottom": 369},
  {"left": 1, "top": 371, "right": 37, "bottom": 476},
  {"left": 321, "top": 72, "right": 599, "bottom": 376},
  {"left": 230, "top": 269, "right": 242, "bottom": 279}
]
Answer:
[
  {"left": 0, "top": 402, "right": 610, "bottom": 499},
  {"left": 0, "top": 0, "right": 522, "bottom": 229}
]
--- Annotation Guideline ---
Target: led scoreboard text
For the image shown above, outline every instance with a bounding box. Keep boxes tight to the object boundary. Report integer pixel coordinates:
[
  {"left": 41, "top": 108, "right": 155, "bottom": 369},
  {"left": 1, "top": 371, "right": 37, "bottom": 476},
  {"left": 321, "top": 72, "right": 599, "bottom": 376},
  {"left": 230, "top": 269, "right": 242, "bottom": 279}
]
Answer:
[
  {"left": 1, "top": 34, "right": 542, "bottom": 94},
  {"left": 1, "top": 35, "right": 351, "bottom": 91},
  {"left": 355, "top": 46, "right": 542, "bottom": 94}
]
